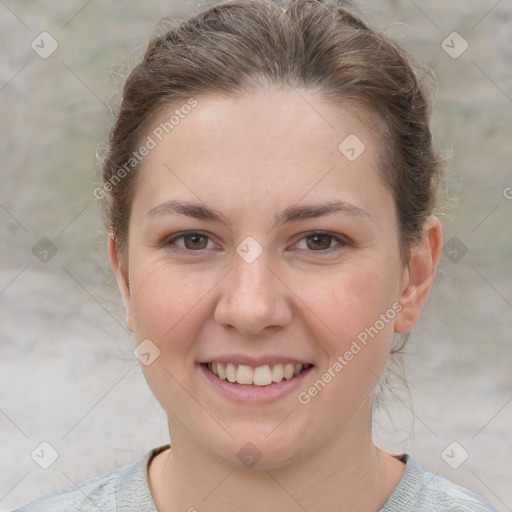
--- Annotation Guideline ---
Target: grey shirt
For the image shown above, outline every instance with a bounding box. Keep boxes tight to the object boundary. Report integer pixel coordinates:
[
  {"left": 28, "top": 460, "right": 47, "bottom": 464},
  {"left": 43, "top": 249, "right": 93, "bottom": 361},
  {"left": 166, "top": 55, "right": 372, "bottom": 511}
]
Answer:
[{"left": 13, "top": 444, "right": 499, "bottom": 511}]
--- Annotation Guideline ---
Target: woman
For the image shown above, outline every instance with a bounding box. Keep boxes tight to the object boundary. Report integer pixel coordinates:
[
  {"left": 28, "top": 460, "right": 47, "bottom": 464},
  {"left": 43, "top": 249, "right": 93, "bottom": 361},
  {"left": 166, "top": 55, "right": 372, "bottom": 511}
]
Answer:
[{"left": 14, "top": 0, "right": 498, "bottom": 510}]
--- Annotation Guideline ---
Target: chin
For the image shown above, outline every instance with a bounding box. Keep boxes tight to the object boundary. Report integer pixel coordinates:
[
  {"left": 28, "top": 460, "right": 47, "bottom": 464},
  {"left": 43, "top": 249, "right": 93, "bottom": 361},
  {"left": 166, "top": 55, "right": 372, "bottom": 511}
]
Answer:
[{"left": 196, "top": 421, "right": 315, "bottom": 471}]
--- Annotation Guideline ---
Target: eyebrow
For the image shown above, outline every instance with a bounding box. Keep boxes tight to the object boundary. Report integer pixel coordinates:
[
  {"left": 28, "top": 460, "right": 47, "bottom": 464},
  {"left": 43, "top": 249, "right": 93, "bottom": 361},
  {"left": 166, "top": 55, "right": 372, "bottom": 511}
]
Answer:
[{"left": 147, "top": 199, "right": 372, "bottom": 227}]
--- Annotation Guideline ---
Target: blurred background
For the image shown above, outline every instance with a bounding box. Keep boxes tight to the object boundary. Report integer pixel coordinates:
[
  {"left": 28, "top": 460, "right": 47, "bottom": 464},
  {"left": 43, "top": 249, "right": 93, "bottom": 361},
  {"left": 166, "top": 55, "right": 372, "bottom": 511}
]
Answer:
[{"left": 0, "top": 1, "right": 511, "bottom": 510}]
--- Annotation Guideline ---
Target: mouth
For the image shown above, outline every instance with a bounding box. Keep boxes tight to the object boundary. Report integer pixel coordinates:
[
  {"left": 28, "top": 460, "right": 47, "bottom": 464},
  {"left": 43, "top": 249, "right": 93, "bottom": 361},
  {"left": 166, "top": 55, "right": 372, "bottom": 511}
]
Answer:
[{"left": 201, "top": 362, "right": 314, "bottom": 386}]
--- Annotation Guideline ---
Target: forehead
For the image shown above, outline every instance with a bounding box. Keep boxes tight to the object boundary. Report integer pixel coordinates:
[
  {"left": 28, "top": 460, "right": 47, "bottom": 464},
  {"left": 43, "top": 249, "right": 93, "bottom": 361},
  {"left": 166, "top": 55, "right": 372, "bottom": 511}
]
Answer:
[
  {"left": 147, "top": 88, "right": 372, "bottom": 158},
  {"left": 131, "top": 88, "right": 392, "bottom": 222}
]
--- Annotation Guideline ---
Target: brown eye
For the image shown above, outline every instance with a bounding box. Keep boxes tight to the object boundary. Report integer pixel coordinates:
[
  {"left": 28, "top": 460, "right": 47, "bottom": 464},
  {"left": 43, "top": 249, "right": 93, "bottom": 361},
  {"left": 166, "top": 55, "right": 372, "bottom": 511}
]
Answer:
[
  {"left": 292, "top": 232, "right": 347, "bottom": 254},
  {"left": 164, "top": 231, "right": 214, "bottom": 252},
  {"left": 182, "top": 233, "right": 209, "bottom": 250},
  {"left": 305, "top": 233, "right": 335, "bottom": 250}
]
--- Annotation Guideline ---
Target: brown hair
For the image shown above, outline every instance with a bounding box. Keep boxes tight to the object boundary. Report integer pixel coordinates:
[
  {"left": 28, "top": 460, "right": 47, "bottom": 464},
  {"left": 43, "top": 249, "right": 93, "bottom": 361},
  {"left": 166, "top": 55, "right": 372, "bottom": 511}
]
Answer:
[{"left": 99, "top": 0, "right": 443, "bottom": 266}]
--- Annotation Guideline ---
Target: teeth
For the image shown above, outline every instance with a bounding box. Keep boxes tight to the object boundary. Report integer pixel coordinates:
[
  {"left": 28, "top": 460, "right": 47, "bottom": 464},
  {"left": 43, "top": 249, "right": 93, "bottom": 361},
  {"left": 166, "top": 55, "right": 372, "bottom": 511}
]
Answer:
[
  {"left": 207, "top": 362, "right": 311, "bottom": 386},
  {"left": 271, "top": 364, "right": 284, "bottom": 382},
  {"left": 236, "top": 365, "right": 253, "bottom": 385},
  {"left": 253, "top": 365, "right": 272, "bottom": 386},
  {"left": 283, "top": 363, "right": 295, "bottom": 379},
  {"left": 226, "top": 363, "right": 237, "bottom": 383}
]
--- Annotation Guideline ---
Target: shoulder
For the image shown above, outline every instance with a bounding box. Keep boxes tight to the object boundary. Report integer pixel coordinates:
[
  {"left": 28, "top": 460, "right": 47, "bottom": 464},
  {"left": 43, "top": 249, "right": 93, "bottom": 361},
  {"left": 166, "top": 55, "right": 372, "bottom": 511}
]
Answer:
[
  {"left": 11, "top": 445, "right": 168, "bottom": 512},
  {"left": 12, "top": 466, "right": 123, "bottom": 512},
  {"left": 382, "top": 454, "right": 499, "bottom": 512}
]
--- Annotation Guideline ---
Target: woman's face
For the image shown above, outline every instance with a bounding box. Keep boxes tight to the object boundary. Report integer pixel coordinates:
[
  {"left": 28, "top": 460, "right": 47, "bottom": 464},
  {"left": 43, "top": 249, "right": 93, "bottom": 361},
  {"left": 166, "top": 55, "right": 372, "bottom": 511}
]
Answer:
[{"left": 111, "top": 88, "right": 435, "bottom": 468}]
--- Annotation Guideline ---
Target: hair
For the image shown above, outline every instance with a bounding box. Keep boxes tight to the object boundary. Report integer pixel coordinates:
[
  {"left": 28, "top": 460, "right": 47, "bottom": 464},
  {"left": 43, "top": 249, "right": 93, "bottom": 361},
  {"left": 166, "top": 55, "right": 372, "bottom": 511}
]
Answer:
[{"left": 98, "top": 0, "right": 444, "bottom": 359}]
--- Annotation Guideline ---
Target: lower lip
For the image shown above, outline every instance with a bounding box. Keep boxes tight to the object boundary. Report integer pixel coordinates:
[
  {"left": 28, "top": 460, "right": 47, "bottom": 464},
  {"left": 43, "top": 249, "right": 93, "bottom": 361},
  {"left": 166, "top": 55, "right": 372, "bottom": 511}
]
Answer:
[{"left": 198, "top": 363, "right": 314, "bottom": 404}]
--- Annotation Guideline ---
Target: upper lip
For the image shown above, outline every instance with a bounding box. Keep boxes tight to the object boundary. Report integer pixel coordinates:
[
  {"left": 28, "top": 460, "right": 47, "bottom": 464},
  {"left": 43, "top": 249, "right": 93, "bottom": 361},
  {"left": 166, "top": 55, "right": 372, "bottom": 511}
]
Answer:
[{"left": 199, "top": 354, "right": 314, "bottom": 367}]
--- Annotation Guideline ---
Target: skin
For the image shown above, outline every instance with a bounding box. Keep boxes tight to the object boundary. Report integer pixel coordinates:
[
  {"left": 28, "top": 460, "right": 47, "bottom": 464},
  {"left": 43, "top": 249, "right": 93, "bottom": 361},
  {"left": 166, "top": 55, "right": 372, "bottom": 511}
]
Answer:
[{"left": 109, "top": 87, "right": 442, "bottom": 512}]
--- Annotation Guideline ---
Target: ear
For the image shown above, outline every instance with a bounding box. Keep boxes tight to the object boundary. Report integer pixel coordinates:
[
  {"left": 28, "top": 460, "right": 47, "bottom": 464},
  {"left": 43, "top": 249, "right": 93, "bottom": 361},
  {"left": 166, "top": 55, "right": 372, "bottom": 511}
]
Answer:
[
  {"left": 108, "top": 233, "right": 135, "bottom": 332},
  {"left": 394, "top": 216, "right": 443, "bottom": 334}
]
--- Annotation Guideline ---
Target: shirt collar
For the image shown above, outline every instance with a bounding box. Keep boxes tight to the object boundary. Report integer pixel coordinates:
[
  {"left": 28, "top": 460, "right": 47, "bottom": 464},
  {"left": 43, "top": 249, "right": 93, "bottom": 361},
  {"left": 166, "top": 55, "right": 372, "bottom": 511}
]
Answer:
[
  {"left": 116, "top": 444, "right": 170, "bottom": 512},
  {"left": 116, "top": 447, "right": 424, "bottom": 512}
]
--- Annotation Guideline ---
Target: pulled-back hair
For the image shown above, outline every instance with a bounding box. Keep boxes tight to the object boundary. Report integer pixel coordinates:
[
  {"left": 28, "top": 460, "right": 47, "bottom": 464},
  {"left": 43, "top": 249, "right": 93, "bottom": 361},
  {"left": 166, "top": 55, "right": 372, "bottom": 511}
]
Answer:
[{"left": 99, "top": 0, "right": 443, "bottom": 266}]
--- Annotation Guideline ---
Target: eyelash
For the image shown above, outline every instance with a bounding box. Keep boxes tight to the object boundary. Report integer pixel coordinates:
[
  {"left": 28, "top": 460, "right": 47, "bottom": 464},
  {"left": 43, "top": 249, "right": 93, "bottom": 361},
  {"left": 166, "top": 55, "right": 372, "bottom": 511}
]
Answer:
[{"left": 163, "top": 230, "right": 349, "bottom": 254}]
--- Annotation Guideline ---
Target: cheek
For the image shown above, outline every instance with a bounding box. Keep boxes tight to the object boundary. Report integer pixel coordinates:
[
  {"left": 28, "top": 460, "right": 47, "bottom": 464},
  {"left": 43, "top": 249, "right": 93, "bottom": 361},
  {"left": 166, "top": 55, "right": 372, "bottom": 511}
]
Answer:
[
  {"left": 129, "top": 260, "right": 215, "bottom": 351},
  {"left": 128, "top": 262, "right": 218, "bottom": 415},
  {"left": 303, "top": 261, "right": 398, "bottom": 337},
  {"left": 297, "top": 262, "right": 399, "bottom": 384},
  {"left": 292, "top": 270, "right": 398, "bottom": 422}
]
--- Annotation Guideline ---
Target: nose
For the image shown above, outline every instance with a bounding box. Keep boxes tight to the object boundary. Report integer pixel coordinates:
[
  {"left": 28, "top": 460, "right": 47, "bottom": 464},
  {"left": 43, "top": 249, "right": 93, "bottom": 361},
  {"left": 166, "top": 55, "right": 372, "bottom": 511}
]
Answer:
[{"left": 214, "top": 252, "right": 293, "bottom": 336}]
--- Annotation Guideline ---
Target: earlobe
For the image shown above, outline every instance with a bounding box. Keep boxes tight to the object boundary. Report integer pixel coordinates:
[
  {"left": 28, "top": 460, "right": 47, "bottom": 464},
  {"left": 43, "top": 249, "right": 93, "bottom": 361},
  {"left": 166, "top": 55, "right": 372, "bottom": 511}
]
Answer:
[
  {"left": 394, "top": 216, "right": 443, "bottom": 334},
  {"left": 108, "top": 234, "right": 135, "bottom": 332}
]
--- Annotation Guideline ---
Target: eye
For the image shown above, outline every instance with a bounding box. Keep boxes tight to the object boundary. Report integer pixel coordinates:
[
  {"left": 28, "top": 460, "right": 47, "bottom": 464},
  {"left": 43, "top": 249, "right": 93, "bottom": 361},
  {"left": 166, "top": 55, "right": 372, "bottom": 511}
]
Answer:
[
  {"left": 293, "top": 232, "right": 347, "bottom": 252},
  {"left": 164, "top": 231, "right": 215, "bottom": 251},
  {"left": 162, "top": 230, "right": 348, "bottom": 254}
]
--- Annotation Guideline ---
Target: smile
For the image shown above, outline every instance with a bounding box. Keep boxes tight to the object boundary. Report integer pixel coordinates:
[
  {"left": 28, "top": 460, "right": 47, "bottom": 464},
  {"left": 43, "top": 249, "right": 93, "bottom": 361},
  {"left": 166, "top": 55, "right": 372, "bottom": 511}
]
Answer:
[{"left": 204, "top": 362, "right": 313, "bottom": 386}]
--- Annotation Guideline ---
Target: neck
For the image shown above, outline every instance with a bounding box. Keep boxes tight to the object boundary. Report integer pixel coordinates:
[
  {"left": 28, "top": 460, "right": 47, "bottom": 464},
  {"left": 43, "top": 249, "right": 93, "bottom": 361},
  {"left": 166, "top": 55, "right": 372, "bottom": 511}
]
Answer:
[{"left": 149, "top": 406, "right": 405, "bottom": 512}]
